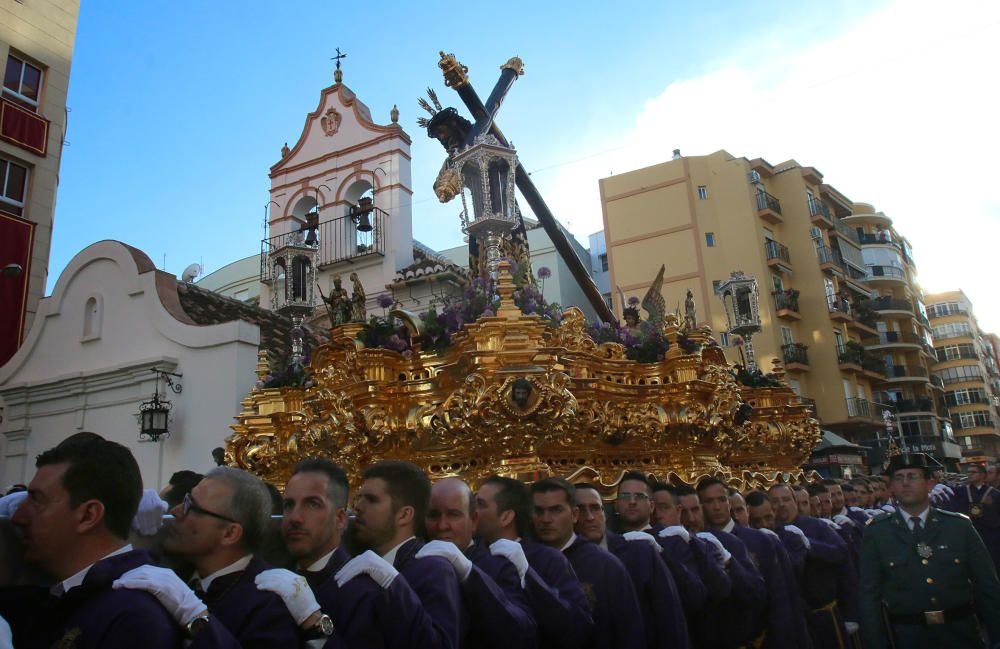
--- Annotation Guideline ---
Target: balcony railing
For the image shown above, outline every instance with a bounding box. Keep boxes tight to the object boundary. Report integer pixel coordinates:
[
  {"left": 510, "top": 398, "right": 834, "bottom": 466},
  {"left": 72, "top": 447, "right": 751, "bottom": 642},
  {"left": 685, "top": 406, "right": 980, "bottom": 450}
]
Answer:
[
  {"left": 260, "top": 209, "right": 387, "bottom": 281},
  {"left": 860, "top": 231, "right": 895, "bottom": 245},
  {"left": 944, "top": 392, "right": 991, "bottom": 407},
  {"left": 872, "top": 331, "right": 922, "bottom": 346},
  {"left": 867, "top": 265, "right": 905, "bottom": 280},
  {"left": 782, "top": 343, "right": 809, "bottom": 366},
  {"left": 846, "top": 397, "right": 895, "bottom": 420},
  {"left": 885, "top": 365, "right": 929, "bottom": 379},
  {"left": 765, "top": 239, "right": 791, "bottom": 264},
  {"left": 838, "top": 345, "right": 864, "bottom": 366},
  {"left": 756, "top": 191, "right": 782, "bottom": 214},
  {"left": 928, "top": 307, "right": 970, "bottom": 318},
  {"left": 937, "top": 371, "right": 984, "bottom": 385},
  {"left": 869, "top": 297, "right": 914, "bottom": 313},
  {"left": 931, "top": 375, "right": 945, "bottom": 389},
  {"left": 816, "top": 245, "right": 843, "bottom": 268},
  {"left": 808, "top": 200, "right": 831, "bottom": 221},
  {"left": 828, "top": 296, "right": 852, "bottom": 317},
  {"left": 933, "top": 329, "right": 974, "bottom": 341},
  {"left": 832, "top": 218, "right": 861, "bottom": 244},
  {"left": 862, "top": 355, "right": 888, "bottom": 375},
  {"left": 772, "top": 289, "right": 800, "bottom": 313},
  {"left": 935, "top": 349, "right": 979, "bottom": 362},
  {"left": 895, "top": 397, "right": 936, "bottom": 413},
  {"left": 0, "top": 96, "right": 49, "bottom": 156}
]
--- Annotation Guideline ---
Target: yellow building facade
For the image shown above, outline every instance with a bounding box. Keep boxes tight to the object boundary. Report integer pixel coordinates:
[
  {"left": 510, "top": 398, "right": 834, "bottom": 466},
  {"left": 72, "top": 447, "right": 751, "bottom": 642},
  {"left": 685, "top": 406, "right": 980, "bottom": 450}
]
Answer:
[
  {"left": 925, "top": 290, "right": 1000, "bottom": 462},
  {"left": 600, "top": 150, "right": 958, "bottom": 470},
  {"left": 0, "top": 0, "right": 79, "bottom": 365}
]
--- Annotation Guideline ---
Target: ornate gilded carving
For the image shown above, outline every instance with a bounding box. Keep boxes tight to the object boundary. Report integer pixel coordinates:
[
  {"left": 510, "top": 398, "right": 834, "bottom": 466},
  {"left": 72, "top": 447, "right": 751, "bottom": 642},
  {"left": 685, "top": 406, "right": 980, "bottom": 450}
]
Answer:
[{"left": 438, "top": 51, "right": 469, "bottom": 89}]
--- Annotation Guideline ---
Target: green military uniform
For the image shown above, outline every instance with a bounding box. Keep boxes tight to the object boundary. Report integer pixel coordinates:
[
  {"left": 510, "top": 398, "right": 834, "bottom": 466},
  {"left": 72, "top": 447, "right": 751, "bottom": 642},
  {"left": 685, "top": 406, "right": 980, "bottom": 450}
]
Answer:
[{"left": 860, "top": 497, "right": 1000, "bottom": 648}]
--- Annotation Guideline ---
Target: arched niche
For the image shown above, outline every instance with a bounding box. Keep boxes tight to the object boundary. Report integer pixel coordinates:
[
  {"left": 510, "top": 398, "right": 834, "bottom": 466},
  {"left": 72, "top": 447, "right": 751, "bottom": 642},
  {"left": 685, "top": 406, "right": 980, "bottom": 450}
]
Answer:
[{"left": 82, "top": 294, "right": 103, "bottom": 341}]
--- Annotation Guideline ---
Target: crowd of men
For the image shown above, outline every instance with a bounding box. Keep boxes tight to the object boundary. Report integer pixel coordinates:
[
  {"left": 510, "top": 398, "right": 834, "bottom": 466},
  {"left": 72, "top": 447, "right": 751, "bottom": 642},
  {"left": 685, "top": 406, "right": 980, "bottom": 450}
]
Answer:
[{"left": 0, "top": 432, "right": 998, "bottom": 649}]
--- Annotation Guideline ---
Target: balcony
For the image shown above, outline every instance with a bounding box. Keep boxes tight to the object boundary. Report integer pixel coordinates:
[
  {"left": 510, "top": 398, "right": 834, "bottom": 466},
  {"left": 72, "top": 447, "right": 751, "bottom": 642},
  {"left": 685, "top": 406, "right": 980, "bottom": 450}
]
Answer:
[
  {"left": 838, "top": 345, "right": 864, "bottom": 373},
  {"left": 828, "top": 296, "right": 853, "bottom": 323},
  {"left": 839, "top": 261, "right": 872, "bottom": 293},
  {"left": 869, "top": 297, "right": 914, "bottom": 316},
  {"left": 850, "top": 303, "right": 879, "bottom": 335},
  {"left": 867, "top": 331, "right": 923, "bottom": 350},
  {"left": 895, "top": 397, "right": 937, "bottom": 414},
  {"left": 756, "top": 191, "right": 783, "bottom": 225},
  {"left": 830, "top": 218, "right": 861, "bottom": 245},
  {"left": 935, "top": 349, "right": 979, "bottom": 362},
  {"left": 809, "top": 201, "right": 832, "bottom": 228},
  {"left": 866, "top": 265, "right": 906, "bottom": 284},
  {"left": 930, "top": 375, "right": 945, "bottom": 390},
  {"left": 782, "top": 343, "right": 810, "bottom": 371},
  {"left": 928, "top": 307, "right": 970, "bottom": 319},
  {"left": 862, "top": 355, "right": 888, "bottom": 379},
  {"left": 937, "top": 371, "right": 985, "bottom": 386},
  {"left": 0, "top": 96, "right": 49, "bottom": 156},
  {"left": 845, "top": 397, "right": 895, "bottom": 423},
  {"left": 933, "top": 329, "right": 974, "bottom": 342},
  {"left": 883, "top": 364, "right": 930, "bottom": 383},
  {"left": 816, "top": 246, "right": 844, "bottom": 276},
  {"left": 772, "top": 289, "right": 801, "bottom": 321},
  {"left": 765, "top": 239, "right": 792, "bottom": 273},
  {"left": 260, "top": 209, "right": 387, "bottom": 280}
]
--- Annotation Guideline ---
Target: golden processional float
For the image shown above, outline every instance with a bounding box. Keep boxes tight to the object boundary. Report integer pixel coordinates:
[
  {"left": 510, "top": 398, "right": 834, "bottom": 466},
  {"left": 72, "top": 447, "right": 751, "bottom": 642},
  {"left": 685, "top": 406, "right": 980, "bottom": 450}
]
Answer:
[{"left": 225, "top": 52, "right": 820, "bottom": 493}]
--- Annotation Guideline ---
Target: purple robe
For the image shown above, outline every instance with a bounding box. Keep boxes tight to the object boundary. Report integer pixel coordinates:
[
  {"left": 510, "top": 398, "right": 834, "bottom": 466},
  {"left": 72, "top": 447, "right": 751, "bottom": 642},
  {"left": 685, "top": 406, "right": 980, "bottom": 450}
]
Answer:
[
  {"left": 301, "top": 545, "right": 445, "bottom": 649},
  {"left": 562, "top": 535, "right": 645, "bottom": 649},
  {"left": 949, "top": 484, "right": 1000, "bottom": 569},
  {"left": 688, "top": 534, "right": 734, "bottom": 603},
  {"left": 793, "top": 516, "right": 849, "bottom": 649},
  {"left": 520, "top": 537, "right": 595, "bottom": 649},
  {"left": 605, "top": 531, "right": 689, "bottom": 649},
  {"left": 648, "top": 525, "right": 710, "bottom": 613},
  {"left": 690, "top": 529, "right": 766, "bottom": 649},
  {"left": 464, "top": 540, "right": 537, "bottom": 648},
  {"left": 3, "top": 549, "right": 182, "bottom": 649},
  {"left": 392, "top": 537, "right": 465, "bottom": 649},
  {"left": 197, "top": 556, "right": 301, "bottom": 649}
]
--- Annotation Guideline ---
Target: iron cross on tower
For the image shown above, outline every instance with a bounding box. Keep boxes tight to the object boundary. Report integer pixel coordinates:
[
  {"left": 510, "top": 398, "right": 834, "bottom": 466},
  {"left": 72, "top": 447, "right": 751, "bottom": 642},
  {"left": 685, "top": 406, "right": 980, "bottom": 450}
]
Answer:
[{"left": 331, "top": 48, "right": 347, "bottom": 82}]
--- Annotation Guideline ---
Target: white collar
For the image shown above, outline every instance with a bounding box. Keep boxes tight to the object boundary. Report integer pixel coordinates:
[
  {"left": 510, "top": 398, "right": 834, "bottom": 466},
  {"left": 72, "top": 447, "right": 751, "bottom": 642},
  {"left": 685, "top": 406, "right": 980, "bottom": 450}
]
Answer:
[
  {"left": 599, "top": 535, "right": 608, "bottom": 550},
  {"left": 903, "top": 506, "right": 930, "bottom": 530},
  {"left": 56, "top": 544, "right": 132, "bottom": 597},
  {"left": 721, "top": 519, "right": 735, "bottom": 533},
  {"left": 640, "top": 523, "right": 652, "bottom": 532},
  {"left": 195, "top": 554, "right": 253, "bottom": 592},
  {"left": 835, "top": 507, "right": 849, "bottom": 517},
  {"left": 382, "top": 536, "right": 416, "bottom": 566},
  {"left": 559, "top": 534, "right": 576, "bottom": 553},
  {"left": 304, "top": 547, "right": 339, "bottom": 573}
]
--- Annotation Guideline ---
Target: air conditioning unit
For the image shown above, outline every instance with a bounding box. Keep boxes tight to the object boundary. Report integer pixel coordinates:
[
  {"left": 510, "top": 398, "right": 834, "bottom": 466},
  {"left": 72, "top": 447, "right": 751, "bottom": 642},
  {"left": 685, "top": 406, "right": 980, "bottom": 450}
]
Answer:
[
  {"left": 748, "top": 170, "right": 762, "bottom": 183},
  {"left": 809, "top": 227, "right": 823, "bottom": 239}
]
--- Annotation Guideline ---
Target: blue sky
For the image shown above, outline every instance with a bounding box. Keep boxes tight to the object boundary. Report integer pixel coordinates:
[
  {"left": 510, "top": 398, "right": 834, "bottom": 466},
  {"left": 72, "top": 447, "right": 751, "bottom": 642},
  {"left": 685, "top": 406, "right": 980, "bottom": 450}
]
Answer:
[{"left": 52, "top": 1, "right": 1000, "bottom": 327}]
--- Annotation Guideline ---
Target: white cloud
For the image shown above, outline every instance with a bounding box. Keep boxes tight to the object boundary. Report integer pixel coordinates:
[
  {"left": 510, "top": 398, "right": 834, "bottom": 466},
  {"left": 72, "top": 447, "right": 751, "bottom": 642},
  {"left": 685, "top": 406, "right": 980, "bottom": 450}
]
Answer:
[{"left": 540, "top": 0, "right": 1000, "bottom": 329}]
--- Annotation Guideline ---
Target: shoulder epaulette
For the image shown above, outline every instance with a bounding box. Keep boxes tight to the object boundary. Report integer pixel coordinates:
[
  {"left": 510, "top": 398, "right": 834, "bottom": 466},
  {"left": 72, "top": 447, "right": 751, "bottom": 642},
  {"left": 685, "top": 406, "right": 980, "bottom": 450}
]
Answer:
[{"left": 933, "top": 508, "right": 968, "bottom": 520}]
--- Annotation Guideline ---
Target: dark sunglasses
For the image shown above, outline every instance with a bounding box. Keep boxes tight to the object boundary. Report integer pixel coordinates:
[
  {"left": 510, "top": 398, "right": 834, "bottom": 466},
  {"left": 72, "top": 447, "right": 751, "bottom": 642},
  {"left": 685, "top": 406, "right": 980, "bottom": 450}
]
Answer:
[{"left": 182, "top": 492, "right": 238, "bottom": 524}]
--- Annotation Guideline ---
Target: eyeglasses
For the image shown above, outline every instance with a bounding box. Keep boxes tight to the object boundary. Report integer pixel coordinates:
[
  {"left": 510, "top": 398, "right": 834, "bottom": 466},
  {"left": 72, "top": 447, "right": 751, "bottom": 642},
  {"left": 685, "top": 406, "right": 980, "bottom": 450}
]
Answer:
[
  {"left": 181, "top": 493, "right": 239, "bottom": 524},
  {"left": 617, "top": 492, "right": 651, "bottom": 502}
]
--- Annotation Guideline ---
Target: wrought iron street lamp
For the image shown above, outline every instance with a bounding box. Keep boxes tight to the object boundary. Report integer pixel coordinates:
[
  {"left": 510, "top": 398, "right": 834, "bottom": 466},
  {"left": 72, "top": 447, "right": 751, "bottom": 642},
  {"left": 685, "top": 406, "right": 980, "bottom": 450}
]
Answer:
[{"left": 138, "top": 369, "right": 182, "bottom": 443}]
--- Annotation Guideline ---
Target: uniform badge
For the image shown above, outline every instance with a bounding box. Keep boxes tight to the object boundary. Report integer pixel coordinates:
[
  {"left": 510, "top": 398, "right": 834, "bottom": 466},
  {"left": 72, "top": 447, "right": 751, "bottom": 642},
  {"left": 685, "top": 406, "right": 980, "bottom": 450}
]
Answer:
[
  {"left": 971, "top": 504, "right": 983, "bottom": 518},
  {"left": 916, "top": 542, "right": 933, "bottom": 559},
  {"left": 56, "top": 627, "right": 81, "bottom": 649}
]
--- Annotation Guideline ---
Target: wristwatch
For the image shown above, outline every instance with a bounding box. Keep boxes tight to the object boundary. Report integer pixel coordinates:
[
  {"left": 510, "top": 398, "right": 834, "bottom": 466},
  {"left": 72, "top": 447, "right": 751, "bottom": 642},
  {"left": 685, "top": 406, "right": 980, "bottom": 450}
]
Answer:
[
  {"left": 186, "top": 614, "right": 211, "bottom": 638},
  {"left": 303, "top": 614, "right": 335, "bottom": 639}
]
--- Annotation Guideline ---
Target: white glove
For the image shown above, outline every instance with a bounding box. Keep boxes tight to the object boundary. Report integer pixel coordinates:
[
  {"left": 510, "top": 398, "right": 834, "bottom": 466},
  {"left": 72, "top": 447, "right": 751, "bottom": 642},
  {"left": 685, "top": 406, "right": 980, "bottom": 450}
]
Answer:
[
  {"left": 489, "top": 539, "right": 528, "bottom": 588},
  {"left": 0, "top": 491, "right": 27, "bottom": 518},
  {"left": 112, "top": 565, "right": 207, "bottom": 626},
  {"left": 335, "top": 550, "right": 398, "bottom": 589},
  {"left": 844, "top": 622, "right": 859, "bottom": 634},
  {"left": 696, "top": 532, "right": 732, "bottom": 565},
  {"left": 0, "top": 614, "right": 11, "bottom": 649},
  {"left": 939, "top": 485, "right": 954, "bottom": 496},
  {"left": 783, "top": 524, "right": 811, "bottom": 550},
  {"left": 416, "top": 539, "right": 473, "bottom": 582},
  {"left": 819, "top": 517, "right": 841, "bottom": 530},
  {"left": 623, "top": 531, "right": 662, "bottom": 553},
  {"left": 833, "top": 514, "right": 853, "bottom": 527},
  {"left": 657, "top": 525, "right": 691, "bottom": 543},
  {"left": 255, "top": 568, "right": 321, "bottom": 625},
  {"left": 881, "top": 504, "right": 896, "bottom": 514},
  {"left": 848, "top": 506, "right": 866, "bottom": 514},
  {"left": 132, "top": 489, "right": 169, "bottom": 536},
  {"left": 865, "top": 509, "right": 883, "bottom": 518},
  {"left": 757, "top": 527, "right": 779, "bottom": 539}
]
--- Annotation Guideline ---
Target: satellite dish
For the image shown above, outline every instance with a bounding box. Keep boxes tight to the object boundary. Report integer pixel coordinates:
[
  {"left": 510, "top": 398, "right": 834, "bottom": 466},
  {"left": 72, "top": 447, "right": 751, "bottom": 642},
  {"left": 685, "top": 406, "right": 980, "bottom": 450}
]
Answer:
[{"left": 181, "top": 263, "right": 203, "bottom": 283}]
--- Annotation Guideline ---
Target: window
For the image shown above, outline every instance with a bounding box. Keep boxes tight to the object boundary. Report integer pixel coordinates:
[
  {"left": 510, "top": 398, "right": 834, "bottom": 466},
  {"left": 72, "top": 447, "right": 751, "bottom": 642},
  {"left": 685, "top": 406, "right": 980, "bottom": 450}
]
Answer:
[
  {"left": 934, "top": 365, "right": 984, "bottom": 385},
  {"left": 598, "top": 253, "right": 608, "bottom": 272},
  {"left": 705, "top": 232, "right": 715, "bottom": 247},
  {"left": 771, "top": 276, "right": 783, "bottom": 292},
  {"left": 834, "top": 331, "right": 845, "bottom": 355},
  {"left": 936, "top": 344, "right": 977, "bottom": 362},
  {"left": 953, "top": 410, "right": 994, "bottom": 430},
  {"left": 945, "top": 388, "right": 989, "bottom": 406},
  {"left": 697, "top": 186, "right": 708, "bottom": 200},
  {"left": 3, "top": 54, "right": 43, "bottom": 110},
  {"left": 719, "top": 332, "right": 729, "bottom": 347},
  {"left": 932, "top": 322, "right": 974, "bottom": 340},
  {"left": 781, "top": 326, "right": 794, "bottom": 346},
  {"left": 0, "top": 157, "right": 29, "bottom": 216}
]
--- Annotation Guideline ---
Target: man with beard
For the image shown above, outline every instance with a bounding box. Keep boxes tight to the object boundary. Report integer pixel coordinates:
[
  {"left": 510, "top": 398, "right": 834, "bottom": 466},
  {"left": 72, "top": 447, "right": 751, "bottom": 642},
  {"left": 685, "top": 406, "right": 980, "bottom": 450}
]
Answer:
[
  {"left": 861, "top": 453, "right": 1000, "bottom": 649},
  {"left": 282, "top": 457, "right": 446, "bottom": 648},
  {"left": 3, "top": 438, "right": 182, "bottom": 648},
  {"left": 574, "top": 483, "right": 688, "bottom": 649},
  {"left": 425, "top": 477, "right": 537, "bottom": 648},
  {"left": 353, "top": 460, "right": 464, "bottom": 649},
  {"left": 697, "top": 477, "right": 809, "bottom": 649},
  {"left": 531, "top": 478, "right": 644, "bottom": 649},
  {"left": 475, "top": 475, "right": 593, "bottom": 649}
]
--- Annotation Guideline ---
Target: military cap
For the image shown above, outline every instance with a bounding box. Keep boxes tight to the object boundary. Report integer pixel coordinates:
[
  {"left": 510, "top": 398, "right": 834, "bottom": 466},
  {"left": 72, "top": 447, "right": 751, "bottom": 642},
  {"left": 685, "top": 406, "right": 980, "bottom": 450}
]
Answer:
[{"left": 886, "top": 452, "right": 933, "bottom": 475}]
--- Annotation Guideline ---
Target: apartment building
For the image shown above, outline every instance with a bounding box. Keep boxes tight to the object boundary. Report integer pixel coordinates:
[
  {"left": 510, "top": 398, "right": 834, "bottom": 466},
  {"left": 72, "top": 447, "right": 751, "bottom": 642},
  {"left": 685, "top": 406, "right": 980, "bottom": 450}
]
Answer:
[
  {"left": 925, "top": 290, "right": 1000, "bottom": 462},
  {"left": 599, "top": 149, "right": 959, "bottom": 471},
  {"left": 0, "top": 0, "right": 79, "bottom": 366}
]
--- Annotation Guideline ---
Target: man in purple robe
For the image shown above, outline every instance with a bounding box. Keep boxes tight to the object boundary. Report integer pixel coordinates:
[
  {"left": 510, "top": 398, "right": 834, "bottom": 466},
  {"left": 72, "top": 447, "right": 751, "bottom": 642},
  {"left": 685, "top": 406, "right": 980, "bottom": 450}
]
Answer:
[
  {"left": 3, "top": 437, "right": 182, "bottom": 648},
  {"left": 475, "top": 475, "right": 594, "bottom": 649},
  {"left": 574, "top": 482, "right": 689, "bottom": 649},
  {"left": 161, "top": 466, "right": 301, "bottom": 648},
  {"left": 353, "top": 460, "right": 465, "bottom": 649},
  {"left": 426, "top": 477, "right": 537, "bottom": 648},
  {"left": 531, "top": 478, "right": 645, "bottom": 649},
  {"left": 948, "top": 463, "right": 1000, "bottom": 570},
  {"left": 770, "top": 484, "right": 850, "bottom": 649},
  {"left": 282, "top": 457, "right": 447, "bottom": 648},
  {"left": 698, "top": 478, "right": 812, "bottom": 649}
]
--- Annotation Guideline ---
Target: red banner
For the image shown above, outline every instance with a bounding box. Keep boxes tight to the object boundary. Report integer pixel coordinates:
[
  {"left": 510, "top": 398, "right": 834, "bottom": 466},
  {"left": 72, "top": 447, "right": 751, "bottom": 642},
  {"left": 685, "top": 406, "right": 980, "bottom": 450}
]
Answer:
[
  {"left": 0, "top": 213, "right": 34, "bottom": 366},
  {"left": 0, "top": 97, "right": 49, "bottom": 156}
]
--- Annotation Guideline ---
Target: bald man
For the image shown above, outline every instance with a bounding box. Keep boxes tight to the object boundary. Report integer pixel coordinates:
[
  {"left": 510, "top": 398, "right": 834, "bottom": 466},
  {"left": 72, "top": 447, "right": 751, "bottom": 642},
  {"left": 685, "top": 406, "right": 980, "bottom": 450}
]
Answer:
[{"left": 426, "top": 478, "right": 537, "bottom": 649}]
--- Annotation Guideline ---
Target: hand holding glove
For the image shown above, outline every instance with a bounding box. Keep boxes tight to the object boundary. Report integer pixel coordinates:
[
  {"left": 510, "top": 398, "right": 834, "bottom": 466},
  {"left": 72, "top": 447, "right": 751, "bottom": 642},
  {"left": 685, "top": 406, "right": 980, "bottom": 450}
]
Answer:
[
  {"left": 132, "top": 489, "right": 169, "bottom": 537},
  {"left": 783, "top": 524, "right": 811, "bottom": 550},
  {"left": 623, "top": 531, "right": 662, "bottom": 553},
  {"left": 696, "top": 532, "right": 732, "bottom": 565},
  {"left": 335, "top": 550, "right": 398, "bottom": 589},
  {"left": 819, "top": 517, "right": 841, "bottom": 530},
  {"left": 255, "top": 569, "right": 321, "bottom": 625},
  {"left": 832, "top": 514, "right": 853, "bottom": 527},
  {"left": 112, "top": 565, "right": 207, "bottom": 626},
  {"left": 757, "top": 527, "right": 779, "bottom": 539},
  {"left": 657, "top": 525, "right": 691, "bottom": 543},
  {"left": 415, "top": 539, "right": 473, "bottom": 582},
  {"left": 489, "top": 539, "right": 528, "bottom": 588}
]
